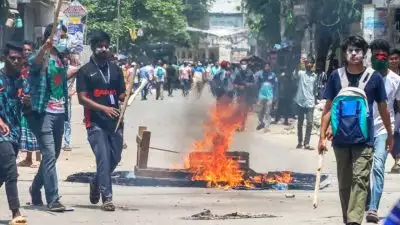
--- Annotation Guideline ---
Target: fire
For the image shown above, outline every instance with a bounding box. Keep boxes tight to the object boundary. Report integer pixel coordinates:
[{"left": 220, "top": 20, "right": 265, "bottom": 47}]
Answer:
[
  {"left": 186, "top": 102, "right": 246, "bottom": 188},
  {"left": 186, "top": 100, "right": 293, "bottom": 189},
  {"left": 251, "top": 172, "right": 293, "bottom": 184}
]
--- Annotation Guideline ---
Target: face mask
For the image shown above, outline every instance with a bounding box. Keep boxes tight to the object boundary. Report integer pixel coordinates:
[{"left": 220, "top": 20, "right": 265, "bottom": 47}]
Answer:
[
  {"left": 95, "top": 47, "right": 109, "bottom": 55},
  {"left": 55, "top": 38, "right": 68, "bottom": 53},
  {"left": 371, "top": 53, "right": 389, "bottom": 72},
  {"left": 241, "top": 64, "right": 247, "bottom": 70}
]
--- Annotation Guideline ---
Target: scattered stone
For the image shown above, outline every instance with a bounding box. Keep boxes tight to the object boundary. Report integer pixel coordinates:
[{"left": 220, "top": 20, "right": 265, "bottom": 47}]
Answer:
[
  {"left": 183, "top": 209, "right": 278, "bottom": 220},
  {"left": 285, "top": 193, "right": 295, "bottom": 198}
]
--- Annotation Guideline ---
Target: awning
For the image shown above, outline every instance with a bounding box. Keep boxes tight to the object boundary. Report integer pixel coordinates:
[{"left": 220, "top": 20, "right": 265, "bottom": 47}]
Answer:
[{"left": 186, "top": 27, "right": 248, "bottom": 38}]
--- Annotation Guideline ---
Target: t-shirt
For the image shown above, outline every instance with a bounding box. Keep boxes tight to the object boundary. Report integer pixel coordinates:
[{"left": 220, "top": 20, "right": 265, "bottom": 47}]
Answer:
[
  {"left": 324, "top": 68, "right": 387, "bottom": 147},
  {"left": 192, "top": 66, "right": 205, "bottom": 82},
  {"left": 154, "top": 66, "right": 166, "bottom": 82},
  {"left": 179, "top": 66, "right": 191, "bottom": 80},
  {"left": 373, "top": 70, "right": 400, "bottom": 136},
  {"left": 45, "top": 55, "right": 66, "bottom": 114},
  {"left": 166, "top": 65, "right": 176, "bottom": 80},
  {"left": 258, "top": 71, "right": 278, "bottom": 100},
  {"left": 76, "top": 58, "right": 126, "bottom": 131}
]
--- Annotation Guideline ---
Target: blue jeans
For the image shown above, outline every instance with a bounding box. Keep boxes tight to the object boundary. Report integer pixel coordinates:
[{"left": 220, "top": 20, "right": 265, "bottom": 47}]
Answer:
[
  {"left": 369, "top": 133, "right": 388, "bottom": 211},
  {"left": 87, "top": 125, "right": 123, "bottom": 201},
  {"left": 28, "top": 112, "right": 65, "bottom": 205},
  {"left": 63, "top": 98, "right": 72, "bottom": 147}
]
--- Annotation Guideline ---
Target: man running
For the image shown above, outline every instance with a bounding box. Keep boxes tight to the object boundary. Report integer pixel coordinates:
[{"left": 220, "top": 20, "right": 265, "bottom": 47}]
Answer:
[
  {"left": 77, "top": 30, "right": 126, "bottom": 211},
  {"left": 389, "top": 49, "right": 400, "bottom": 173}
]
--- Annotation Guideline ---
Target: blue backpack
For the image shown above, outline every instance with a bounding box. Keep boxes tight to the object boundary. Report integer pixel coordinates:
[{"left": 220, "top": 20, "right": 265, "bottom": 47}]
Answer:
[
  {"left": 331, "top": 67, "right": 374, "bottom": 145},
  {"left": 156, "top": 67, "right": 165, "bottom": 78}
]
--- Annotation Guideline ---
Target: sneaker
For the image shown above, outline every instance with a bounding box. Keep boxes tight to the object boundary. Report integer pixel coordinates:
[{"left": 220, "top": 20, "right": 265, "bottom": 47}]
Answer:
[
  {"left": 48, "top": 199, "right": 66, "bottom": 212},
  {"left": 89, "top": 179, "right": 100, "bottom": 205},
  {"left": 63, "top": 146, "right": 72, "bottom": 152},
  {"left": 366, "top": 210, "right": 379, "bottom": 224},
  {"left": 256, "top": 123, "right": 265, "bottom": 131},
  {"left": 304, "top": 145, "right": 315, "bottom": 150},
  {"left": 29, "top": 186, "right": 44, "bottom": 206},
  {"left": 296, "top": 143, "right": 303, "bottom": 149},
  {"left": 101, "top": 200, "right": 116, "bottom": 212}
]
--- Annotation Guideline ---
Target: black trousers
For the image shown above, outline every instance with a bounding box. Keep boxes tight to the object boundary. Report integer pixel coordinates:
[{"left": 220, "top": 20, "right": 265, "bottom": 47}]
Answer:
[
  {"left": 0, "top": 142, "right": 20, "bottom": 210},
  {"left": 166, "top": 78, "right": 175, "bottom": 96}
]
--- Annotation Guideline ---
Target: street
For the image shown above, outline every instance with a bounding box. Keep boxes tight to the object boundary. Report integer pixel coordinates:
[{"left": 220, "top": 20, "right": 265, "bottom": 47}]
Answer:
[{"left": 1, "top": 92, "right": 399, "bottom": 225}]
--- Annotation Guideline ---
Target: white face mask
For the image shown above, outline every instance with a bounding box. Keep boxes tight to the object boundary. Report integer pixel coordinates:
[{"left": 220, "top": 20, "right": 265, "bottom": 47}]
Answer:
[
  {"left": 95, "top": 47, "right": 109, "bottom": 55},
  {"left": 241, "top": 64, "right": 247, "bottom": 70},
  {"left": 346, "top": 45, "right": 364, "bottom": 63}
]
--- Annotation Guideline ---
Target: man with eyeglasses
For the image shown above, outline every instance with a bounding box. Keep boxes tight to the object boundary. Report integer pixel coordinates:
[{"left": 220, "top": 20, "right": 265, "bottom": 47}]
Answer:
[{"left": 319, "top": 35, "right": 392, "bottom": 225}]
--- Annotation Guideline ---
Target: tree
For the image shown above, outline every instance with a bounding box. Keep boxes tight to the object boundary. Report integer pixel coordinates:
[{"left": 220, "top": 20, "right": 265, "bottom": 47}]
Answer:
[
  {"left": 244, "top": 0, "right": 362, "bottom": 72},
  {"left": 81, "top": 0, "right": 190, "bottom": 53}
]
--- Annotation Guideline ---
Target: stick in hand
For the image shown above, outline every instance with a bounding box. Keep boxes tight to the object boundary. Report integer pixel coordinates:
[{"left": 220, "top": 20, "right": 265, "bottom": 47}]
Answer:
[
  {"left": 313, "top": 149, "right": 325, "bottom": 209},
  {"left": 115, "top": 66, "right": 137, "bottom": 132}
]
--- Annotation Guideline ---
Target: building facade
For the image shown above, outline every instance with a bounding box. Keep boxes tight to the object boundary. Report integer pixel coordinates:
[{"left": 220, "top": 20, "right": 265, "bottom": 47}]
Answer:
[{"left": 176, "top": 0, "right": 250, "bottom": 63}]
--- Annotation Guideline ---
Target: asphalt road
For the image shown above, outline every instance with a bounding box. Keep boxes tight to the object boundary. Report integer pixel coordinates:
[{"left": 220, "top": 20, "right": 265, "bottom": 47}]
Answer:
[{"left": 1, "top": 89, "right": 399, "bottom": 225}]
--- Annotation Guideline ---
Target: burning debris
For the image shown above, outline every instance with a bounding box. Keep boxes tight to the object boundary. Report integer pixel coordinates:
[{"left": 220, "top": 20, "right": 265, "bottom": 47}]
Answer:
[
  {"left": 185, "top": 103, "right": 296, "bottom": 189},
  {"left": 184, "top": 209, "right": 278, "bottom": 220},
  {"left": 66, "top": 102, "right": 330, "bottom": 191}
]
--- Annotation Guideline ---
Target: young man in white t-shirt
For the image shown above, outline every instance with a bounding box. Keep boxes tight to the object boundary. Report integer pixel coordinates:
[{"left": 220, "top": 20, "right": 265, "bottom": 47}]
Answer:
[
  {"left": 367, "top": 40, "right": 400, "bottom": 223},
  {"left": 389, "top": 49, "right": 400, "bottom": 173}
]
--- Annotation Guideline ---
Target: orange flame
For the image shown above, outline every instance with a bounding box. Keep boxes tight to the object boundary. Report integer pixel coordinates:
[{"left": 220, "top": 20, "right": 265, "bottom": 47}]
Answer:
[
  {"left": 186, "top": 102, "right": 246, "bottom": 188},
  {"left": 185, "top": 101, "right": 293, "bottom": 189}
]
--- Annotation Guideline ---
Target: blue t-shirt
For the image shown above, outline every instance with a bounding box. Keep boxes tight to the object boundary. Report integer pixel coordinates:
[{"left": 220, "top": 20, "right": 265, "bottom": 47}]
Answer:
[{"left": 324, "top": 69, "right": 387, "bottom": 147}]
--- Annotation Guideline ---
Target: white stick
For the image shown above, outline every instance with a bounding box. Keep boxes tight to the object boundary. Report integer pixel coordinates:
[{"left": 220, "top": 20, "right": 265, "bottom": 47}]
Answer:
[
  {"left": 313, "top": 151, "right": 325, "bottom": 209},
  {"left": 128, "top": 79, "right": 148, "bottom": 106}
]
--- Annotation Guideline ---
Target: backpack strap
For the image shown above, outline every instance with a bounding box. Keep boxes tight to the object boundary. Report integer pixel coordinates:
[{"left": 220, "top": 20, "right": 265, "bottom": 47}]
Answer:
[
  {"left": 338, "top": 67, "right": 349, "bottom": 88},
  {"left": 358, "top": 67, "right": 374, "bottom": 90}
]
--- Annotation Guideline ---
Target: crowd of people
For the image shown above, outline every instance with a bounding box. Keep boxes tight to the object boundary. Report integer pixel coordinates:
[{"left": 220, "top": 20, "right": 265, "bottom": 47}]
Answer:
[{"left": 0, "top": 21, "right": 400, "bottom": 225}]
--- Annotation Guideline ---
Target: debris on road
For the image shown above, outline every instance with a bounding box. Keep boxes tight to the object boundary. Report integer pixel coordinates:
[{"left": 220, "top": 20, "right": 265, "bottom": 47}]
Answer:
[
  {"left": 285, "top": 193, "right": 295, "bottom": 198},
  {"left": 183, "top": 209, "right": 278, "bottom": 220}
]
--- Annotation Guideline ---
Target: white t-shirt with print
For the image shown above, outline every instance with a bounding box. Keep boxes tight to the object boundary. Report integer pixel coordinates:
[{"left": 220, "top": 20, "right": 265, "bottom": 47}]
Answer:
[{"left": 373, "top": 70, "right": 400, "bottom": 137}]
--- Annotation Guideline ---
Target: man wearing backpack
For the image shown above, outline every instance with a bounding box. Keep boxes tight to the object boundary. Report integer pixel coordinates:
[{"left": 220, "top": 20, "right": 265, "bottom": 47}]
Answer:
[
  {"left": 319, "top": 35, "right": 393, "bottom": 225},
  {"left": 154, "top": 60, "right": 166, "bottom": 100},
  {"left": 366, "top": 39, "right": 400, "bottom": 223}
]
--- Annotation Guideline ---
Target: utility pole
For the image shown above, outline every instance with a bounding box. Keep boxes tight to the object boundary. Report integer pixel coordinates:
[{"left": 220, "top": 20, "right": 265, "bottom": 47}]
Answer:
[{"left": 117, "top": 0, "right": 121, "bottom": 54}]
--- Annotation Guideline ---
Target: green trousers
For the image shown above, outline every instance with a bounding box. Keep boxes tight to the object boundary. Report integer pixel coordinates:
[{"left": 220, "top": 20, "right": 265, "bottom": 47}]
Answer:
[{"left": 333, "top": 145, "right": 373, "bottom": 224}]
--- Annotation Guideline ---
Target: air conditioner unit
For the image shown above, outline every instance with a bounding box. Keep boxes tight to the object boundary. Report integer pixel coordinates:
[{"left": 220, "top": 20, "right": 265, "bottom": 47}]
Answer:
[
  {"left": 8, "top": 0, "right": 18, "bottom": 9},
  {"left": 34, "top": 27, "right": 46, "bottom": 38}
]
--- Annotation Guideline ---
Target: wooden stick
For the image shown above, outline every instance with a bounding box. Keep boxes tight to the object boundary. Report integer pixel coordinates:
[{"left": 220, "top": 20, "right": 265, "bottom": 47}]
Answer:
[
  {"left": 128, "top": 78, "right": 148, "bottom": 106},
  {"left": 115, "top": 66, "right": 137, "bottom": 132},
  {"left": 40, "top": 0, "right": 63, "bottom": 75},
  {"left": 149, "top": 146, "right": 180, "bottom": 154},
  {"left": 313, "top": 150, "right": 325, "bottom": 209}
]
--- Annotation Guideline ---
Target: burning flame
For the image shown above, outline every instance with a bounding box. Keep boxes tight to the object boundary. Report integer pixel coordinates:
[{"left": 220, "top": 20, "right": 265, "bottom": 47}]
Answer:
[
  {"left": 185, "top": 100, "right": 294, "bottom": 189},
  {"left": 186, "top": 102, "right": 246, "bottom": 188}
]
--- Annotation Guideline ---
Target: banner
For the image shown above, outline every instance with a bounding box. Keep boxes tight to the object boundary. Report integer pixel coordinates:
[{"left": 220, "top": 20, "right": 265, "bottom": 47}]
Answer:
[{"left": 67, "top": 23, "right": 84, "bottom": 53}]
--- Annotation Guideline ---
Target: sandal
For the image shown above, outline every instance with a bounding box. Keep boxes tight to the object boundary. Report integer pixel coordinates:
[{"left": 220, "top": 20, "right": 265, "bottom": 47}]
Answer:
[
  {"left": 8, "top": 216, "right": 27, "bottom": 225},
  {"left": 17, "top": 160, "right": 33, "bottom": 168}
]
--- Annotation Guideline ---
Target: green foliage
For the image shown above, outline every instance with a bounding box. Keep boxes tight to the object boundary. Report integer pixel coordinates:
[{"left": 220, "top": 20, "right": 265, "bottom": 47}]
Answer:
[
  {"left": 81, "top": 0, "right": 191, "bottom": 51},
  {"left": 244, "top": 0, "right": 282, "bottom": 45}
]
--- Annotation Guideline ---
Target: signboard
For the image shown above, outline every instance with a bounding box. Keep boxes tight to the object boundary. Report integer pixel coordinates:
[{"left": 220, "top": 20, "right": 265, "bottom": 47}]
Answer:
[
  {"left": 63, "top": 0, "right": 88, "bottom": 17},
  {"left": 67, "top": 23, "right": 84, "bottom": 53},
  {"left": 362, "top": 5, "right": 389, "bottom": 44},
  {"left": 363, "top": 5, "right": 375, "bottom": 43}
]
